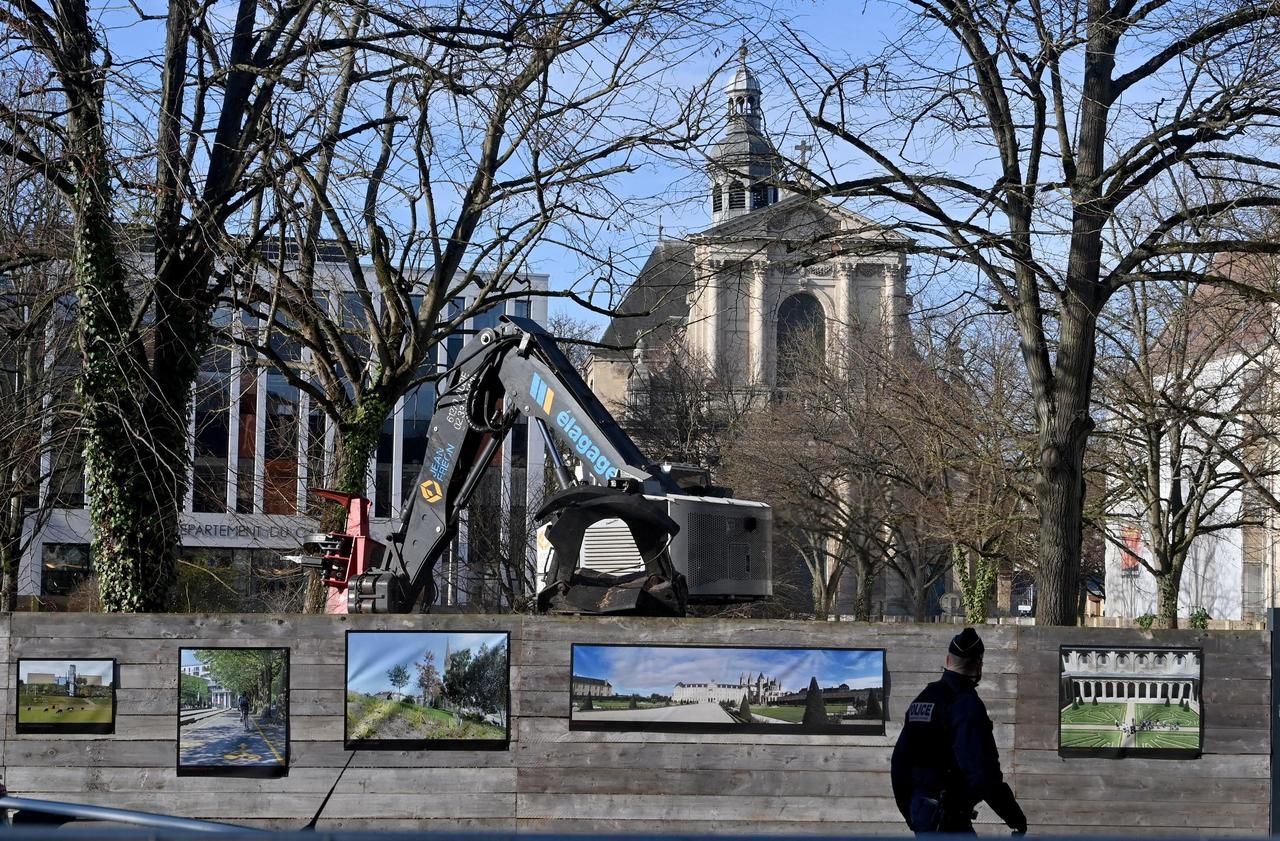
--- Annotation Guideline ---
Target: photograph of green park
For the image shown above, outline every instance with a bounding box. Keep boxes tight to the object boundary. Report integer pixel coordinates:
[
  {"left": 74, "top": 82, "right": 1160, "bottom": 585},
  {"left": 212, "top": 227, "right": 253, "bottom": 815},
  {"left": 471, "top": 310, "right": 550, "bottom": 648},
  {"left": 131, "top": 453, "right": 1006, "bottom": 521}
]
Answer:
[
  {"left": 16, "top": 659, "right": 116, "bottom": 734},
  {"left": 1058, "top": 646, "right": 1202, "bottom": 758},
  {"left": 345, "top": 631, "right": 509, "bottom": 748}
]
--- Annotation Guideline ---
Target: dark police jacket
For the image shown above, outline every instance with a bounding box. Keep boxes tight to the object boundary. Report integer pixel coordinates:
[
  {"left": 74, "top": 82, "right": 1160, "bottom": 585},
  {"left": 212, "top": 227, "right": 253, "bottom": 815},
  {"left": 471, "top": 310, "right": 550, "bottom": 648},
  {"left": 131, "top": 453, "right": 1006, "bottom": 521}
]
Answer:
[{"left": 890, "top": 670, "right": 1025, "bottom": 831}]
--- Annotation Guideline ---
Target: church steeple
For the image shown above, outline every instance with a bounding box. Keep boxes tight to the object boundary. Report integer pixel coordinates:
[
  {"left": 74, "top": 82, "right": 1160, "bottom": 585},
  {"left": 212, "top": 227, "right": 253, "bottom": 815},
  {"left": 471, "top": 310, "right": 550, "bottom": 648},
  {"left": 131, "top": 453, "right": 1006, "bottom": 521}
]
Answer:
[{"left": 709, "top": 41, "right": 778, "bottom": 225}]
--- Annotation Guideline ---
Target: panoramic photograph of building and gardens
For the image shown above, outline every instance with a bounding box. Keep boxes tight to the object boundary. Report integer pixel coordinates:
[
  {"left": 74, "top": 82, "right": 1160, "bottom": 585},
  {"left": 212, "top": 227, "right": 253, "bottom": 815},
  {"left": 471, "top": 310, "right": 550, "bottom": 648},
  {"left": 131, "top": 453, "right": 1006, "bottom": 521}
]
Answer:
[
  {"left": 570, "top": 644, "right": 885, "bottom": 734},
  {"left": 1059, "top": 647, "right": 1203, "bottom": 757},
  {"left": 345, "top": 631, "right": 509, "bottom": 747},
  {"left": 15, "top": 658, "right": 115, "bottom": 733}
]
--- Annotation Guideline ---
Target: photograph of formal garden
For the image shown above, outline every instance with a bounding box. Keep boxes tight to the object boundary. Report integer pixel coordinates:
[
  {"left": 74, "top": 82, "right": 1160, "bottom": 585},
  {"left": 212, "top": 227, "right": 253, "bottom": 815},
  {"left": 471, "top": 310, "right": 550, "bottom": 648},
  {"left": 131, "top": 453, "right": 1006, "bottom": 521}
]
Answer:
[
  {"left": 1058, "top": 646, "right": 1202, "bottom": 758},
  {"left": 16, "top": 659, "right": 116, "bottom": 734},
  {"left": 345, "top": 630, "right": 510, "bottom": 748},
  {"left": 569, "top": 644, "right": 886, "bottom": 734},
  {"left": 178, "top": 647, "right": 289, "bottom": 776}
]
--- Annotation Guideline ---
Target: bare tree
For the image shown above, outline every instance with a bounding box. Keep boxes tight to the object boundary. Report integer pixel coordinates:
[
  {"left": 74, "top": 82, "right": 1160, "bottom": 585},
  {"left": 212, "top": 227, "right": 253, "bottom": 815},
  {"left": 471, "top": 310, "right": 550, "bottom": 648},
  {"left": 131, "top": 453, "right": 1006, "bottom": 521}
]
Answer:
[
  {"left": 0, "top": 0, "right": 405, "bottom": 609},
  {"left": 904, "top": 312, "right": 1038, "bottom": 622},
  {"left": 1093, "top": 261, "right": 1280, "bottom": 626},
  {"left": 223, "top": 2, "right": 746, "bottom": 612},
  {"left": 0, "top": 106, "right": 81, "bottom": 611},
  {"left": 781, "top": 0, "right": 1280, "bottom": 624}
]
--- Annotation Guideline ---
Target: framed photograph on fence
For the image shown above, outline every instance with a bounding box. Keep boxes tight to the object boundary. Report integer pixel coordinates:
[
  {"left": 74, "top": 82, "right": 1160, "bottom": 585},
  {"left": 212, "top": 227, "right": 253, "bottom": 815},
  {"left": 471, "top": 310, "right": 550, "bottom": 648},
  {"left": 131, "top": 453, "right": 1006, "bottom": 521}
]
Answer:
[
  {"left": 1058, "top": 645, "right": 1203, "bottom": 759},
  {"left": 345, "top": 630, "right": 510, "bottom": 750},
  {"left": 569, "top": 643, "right": 887, "bottom": 735},
  {"left": 177, "top": 647, "right": 289, "bottom": 777},
  {"left": 16, "top": 659, "right": 117, "bottom": 735}
]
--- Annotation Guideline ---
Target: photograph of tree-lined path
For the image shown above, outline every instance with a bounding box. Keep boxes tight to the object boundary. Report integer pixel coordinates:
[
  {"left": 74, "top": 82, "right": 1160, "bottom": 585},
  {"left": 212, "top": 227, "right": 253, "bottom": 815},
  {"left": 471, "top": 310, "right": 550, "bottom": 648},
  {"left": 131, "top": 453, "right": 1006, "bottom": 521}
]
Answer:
[
  {"left": 570, "top": 644, "right": 885, "bottom": 735},
  {"left": 345, "top": 631, "right": 509, "bottom": 748},
  {"left": 16, "top": 659, "right": 115, "bottom": 734},
  {"left": 178, "top": 648, "right": 288, "bottom": 776}
]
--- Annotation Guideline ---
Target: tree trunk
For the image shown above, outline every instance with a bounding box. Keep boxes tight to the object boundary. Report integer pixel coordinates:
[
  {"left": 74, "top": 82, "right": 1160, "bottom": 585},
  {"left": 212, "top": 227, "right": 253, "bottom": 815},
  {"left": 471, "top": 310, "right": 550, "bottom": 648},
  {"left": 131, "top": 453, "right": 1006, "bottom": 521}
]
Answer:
[
  {"left": 957, "top": 545, "right": 999, "bottom": 624},
  {"left": 1031, "top": 3, "right": 1112, "bottom": 627},
  {"left": 333, "top": 395, "right": 393, "bottom": 499},
  {"left": 812, "top": 575, "right": 830, "bottom": 620},
  {"left": 58, "top": 0, "right": 174, "bottom": 611},
  {"left": 1, "top": 503, "right": 20, "bottom": 612},
  {"left": 911, "top": 578, "right": 928, "bottom": 622},
  {"left": 853, "top": 560, "right": 875, "bottom": 621},
  {"left": 1156, "top": 569, "right": 1180, "bottom": 630},
  {"left": 1033, "top": 299, "right": 1098, "bottom": 626},
  {"left": 303, "top": 394, "right": 392, "bottom": 613}
]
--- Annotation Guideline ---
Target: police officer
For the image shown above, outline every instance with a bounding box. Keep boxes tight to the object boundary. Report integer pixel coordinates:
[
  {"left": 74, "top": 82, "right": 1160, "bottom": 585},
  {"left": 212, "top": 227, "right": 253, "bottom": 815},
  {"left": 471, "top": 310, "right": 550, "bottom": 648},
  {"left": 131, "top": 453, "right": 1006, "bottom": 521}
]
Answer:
[{"left": 890, "top": 628, "right": 1027, "bottom": 835}]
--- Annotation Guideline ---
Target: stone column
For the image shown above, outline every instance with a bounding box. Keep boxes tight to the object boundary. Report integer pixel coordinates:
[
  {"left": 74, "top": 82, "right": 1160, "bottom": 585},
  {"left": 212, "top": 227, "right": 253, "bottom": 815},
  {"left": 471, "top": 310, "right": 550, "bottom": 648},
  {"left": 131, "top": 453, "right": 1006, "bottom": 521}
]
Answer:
[
  {"left": 881, "top": 261, "right": 906, "bottom": 354},
  {"left": 700, "top": 262, "right": 721, "bottom": 371},
  {"left": 749, "top": 262, "right": 767, "bottom": 385},
  {"left": 834, "top": 263, "right": 853, "bottom": 374}
]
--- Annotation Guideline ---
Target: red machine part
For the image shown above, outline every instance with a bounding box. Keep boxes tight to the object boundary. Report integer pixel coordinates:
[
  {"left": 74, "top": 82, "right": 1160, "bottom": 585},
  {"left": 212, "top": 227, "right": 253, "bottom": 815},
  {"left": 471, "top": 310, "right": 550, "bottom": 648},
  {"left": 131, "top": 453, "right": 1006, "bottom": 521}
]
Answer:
[{"left": 311, "top": 489, "right": 385, "bottom": 614}]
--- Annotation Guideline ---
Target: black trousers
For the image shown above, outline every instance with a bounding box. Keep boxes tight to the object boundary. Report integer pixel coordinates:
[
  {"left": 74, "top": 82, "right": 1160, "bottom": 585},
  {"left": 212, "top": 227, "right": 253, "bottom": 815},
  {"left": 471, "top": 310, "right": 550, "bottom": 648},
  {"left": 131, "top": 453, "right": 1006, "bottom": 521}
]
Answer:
[{"left": 910, "top": 792, "right": 976, "bottom": 835}]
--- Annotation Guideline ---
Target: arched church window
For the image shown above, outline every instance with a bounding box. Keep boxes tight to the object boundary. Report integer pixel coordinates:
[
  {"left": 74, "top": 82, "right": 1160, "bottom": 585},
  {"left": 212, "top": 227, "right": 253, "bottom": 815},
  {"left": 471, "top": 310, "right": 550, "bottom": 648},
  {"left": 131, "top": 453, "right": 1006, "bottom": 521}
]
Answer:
[
  {"left": 712, "top": 184, "right": 723, "bottom": 213},
  {"left": 751, "top": 184, "right": 769, "bottom": 210},
  {"left": 776, "top": 293, "right": 825, "bottom": 387},
  {"left": 728, "top": 183, "right": 746, "bottom": 210}
]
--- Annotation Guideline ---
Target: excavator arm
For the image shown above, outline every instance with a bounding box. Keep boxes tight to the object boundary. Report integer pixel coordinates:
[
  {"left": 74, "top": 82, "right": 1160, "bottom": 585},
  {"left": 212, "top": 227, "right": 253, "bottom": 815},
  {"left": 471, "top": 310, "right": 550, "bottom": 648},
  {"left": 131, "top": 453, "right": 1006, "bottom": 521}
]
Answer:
[{"left": 297, "top": 316, "right": 697, "bottom": 615}]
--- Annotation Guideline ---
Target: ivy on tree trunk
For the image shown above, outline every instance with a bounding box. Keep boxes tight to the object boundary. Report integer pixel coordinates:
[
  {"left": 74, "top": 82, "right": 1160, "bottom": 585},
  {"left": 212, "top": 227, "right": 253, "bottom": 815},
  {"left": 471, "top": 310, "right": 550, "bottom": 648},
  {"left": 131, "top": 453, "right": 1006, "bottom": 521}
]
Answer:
[{"left": 61, "top": 1, "right": 175, "bottom": 612}]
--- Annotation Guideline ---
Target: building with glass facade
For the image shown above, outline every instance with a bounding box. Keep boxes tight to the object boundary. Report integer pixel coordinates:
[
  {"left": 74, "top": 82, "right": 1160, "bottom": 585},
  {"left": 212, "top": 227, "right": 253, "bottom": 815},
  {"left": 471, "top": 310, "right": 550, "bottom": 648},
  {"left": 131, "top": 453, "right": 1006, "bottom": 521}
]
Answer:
[{"left": 22, "top": 268, "right": 550, "bottom": 611}]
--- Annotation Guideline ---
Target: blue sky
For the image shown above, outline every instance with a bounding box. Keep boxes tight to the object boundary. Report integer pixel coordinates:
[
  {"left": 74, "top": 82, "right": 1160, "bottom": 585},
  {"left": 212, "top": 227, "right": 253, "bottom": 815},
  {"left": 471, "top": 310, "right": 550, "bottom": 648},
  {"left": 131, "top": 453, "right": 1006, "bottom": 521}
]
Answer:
[
  {"left": 20, "top": 659, "right": 114, "bottom": 684},
  {"left": 83, "top": 0, "right": 913, "bottom": 330},
  {"left": 526, "top": 0, "right": 907, "bottom": 328},
  {"left": 572, "top": 645, "right": 884, "bottom": 697},
  {"left": 347, "top": 631, "right": 508, "bottom": 695}
]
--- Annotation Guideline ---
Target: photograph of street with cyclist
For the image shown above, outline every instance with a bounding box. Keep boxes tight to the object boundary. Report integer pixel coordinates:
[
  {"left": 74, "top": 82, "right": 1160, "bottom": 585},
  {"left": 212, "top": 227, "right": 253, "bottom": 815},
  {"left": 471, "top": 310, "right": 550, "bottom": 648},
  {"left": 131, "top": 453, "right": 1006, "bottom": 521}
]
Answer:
[
  {"left": 16, "top": 658, "right": 116, "bottom": 734},
  {"left": 1059, "top": 645, "right": 1202, "bottom": 759},
  {"left": 178, "top": 647, "right": 289, "bottom": 776},
  {"left": 345, "top": 630, "right": 509, "bottom": 749}
]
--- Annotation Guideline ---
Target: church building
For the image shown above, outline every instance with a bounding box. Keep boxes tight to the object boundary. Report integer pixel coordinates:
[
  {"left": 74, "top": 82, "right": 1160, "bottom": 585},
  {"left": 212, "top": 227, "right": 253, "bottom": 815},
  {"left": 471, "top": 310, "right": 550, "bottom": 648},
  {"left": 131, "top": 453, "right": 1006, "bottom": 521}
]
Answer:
[
  {"left": 587, "top": 46, "right": 911, "bottom": 413},
  {"left": 585, "top": 48, "right": 943, "bottom": 618}
]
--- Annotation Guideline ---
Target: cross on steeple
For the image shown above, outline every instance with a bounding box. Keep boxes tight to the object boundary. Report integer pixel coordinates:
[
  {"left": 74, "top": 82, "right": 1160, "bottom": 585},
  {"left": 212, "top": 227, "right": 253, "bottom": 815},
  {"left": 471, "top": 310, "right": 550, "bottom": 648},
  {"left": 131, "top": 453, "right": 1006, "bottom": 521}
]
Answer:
[{"left": 796, "top": 139, "right": 813, "bottom": 168}]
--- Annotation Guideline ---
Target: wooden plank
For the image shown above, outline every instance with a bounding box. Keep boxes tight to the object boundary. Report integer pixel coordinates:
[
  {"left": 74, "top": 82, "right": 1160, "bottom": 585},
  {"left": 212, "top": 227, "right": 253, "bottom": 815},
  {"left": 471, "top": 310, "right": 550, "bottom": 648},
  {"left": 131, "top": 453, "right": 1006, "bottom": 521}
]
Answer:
[
  {"left": 516, "top": 792, "right": 906, "bottom": 822},
  {"left": 1013, "top": 773, "right": 1268, "bottom": 804},
  {"left": 517, "top": 767, "right": 889, "bottom": 797},
  {"left": 1018, "top": 800, "right": 1265, "bottom": 830},
  {"left": 3, "top": 765, "right": 517, "bottom": 795},
  {"left": 317, "top": 817, "right": 518, "bottom": 832},
  {"left": 517, "top": 818, "right": 910, "bottom": 835},
  {"left": 515, "top": 740, "right": 896, "bottom": 773},
  {"left": 34, "top": 791, "right": 515, "bottom": 820},
  {"left": 515, "top": 715, "right": 910, "bottom": 747},
  {"left": 1010, "top": 747, "right": 1270, "bottom": 776}
]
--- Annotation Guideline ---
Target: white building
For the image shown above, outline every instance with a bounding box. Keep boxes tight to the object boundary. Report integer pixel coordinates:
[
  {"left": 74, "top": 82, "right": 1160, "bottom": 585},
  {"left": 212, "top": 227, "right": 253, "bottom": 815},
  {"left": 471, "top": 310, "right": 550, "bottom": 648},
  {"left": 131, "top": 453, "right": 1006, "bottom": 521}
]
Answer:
[
  {"left": 21, "top": 257, "right": 549, "bottom": 610},
  {"left": 180, "top": 663, "right": 233, "bottom": 708},
  {"left": 671, "top": 672, "right": 785, "bottom": 705},
  {"left": 1060, "top": 648, "right": 1201, "bottom": 708},
  {"left": 571, "top": 675, "right": 613, "bottom": 698},
  {"left": 1101, "top": 278, "right": 1277, "bottom": 623}
]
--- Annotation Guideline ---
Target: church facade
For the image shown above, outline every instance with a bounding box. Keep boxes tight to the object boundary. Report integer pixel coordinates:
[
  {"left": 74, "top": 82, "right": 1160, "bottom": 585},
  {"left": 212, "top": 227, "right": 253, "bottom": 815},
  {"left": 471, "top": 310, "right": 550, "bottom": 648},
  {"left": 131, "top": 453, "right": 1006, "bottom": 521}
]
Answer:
[{"left": 587, "top": 47, "right": 911, "bottom": 414}]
